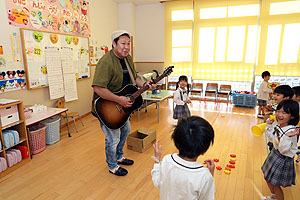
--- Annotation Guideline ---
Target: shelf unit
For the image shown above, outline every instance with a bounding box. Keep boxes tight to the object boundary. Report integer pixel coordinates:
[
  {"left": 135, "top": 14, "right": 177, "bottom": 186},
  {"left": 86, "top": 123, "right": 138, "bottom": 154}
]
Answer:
[{"left": 0, "top": 101, "right": 31, "bottom": 178}]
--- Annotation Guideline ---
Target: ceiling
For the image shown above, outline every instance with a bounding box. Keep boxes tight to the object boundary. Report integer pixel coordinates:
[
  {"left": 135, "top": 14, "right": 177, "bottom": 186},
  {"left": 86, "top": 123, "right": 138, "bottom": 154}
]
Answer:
[{"left": 114, "top": 0, "right": 162, "bottom": 5}]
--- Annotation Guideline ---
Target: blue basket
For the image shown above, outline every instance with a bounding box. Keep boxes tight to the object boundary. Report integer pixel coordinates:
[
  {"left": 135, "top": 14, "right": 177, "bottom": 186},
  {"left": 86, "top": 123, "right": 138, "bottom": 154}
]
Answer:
[
  {"left": 41, "top": 118, "right": 61, "bottom": 145},
  {"left": 232, "top": 93, "right": 257, "bottom": 108}
]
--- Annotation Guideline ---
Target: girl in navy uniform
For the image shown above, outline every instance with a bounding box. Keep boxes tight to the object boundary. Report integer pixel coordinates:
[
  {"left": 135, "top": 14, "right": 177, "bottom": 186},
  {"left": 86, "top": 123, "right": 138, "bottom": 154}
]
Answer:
[
  {"left": 173, "top": 75, "right": 191, "bottom": 120},
  {"left": 261, "top": 100, "right": 299, "bottom": 200}
]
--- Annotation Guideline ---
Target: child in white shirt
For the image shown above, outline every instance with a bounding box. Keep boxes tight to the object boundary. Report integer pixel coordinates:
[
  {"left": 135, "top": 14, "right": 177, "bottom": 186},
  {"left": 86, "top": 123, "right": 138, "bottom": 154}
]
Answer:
[
  {"left": 261, "top": 100, "right": 299, "bottom": 200},
  {"left": 173, "top": 75, "right": 191, "bottom": 119},
  {"left": 151, "top": 116, "right": 215, "bottom": 200},
  {"left": 257, "top": 71, "right": 273, "bottom": 118},
  {"left": 292, "top": 86, "right": 300, "bottom": 163}
]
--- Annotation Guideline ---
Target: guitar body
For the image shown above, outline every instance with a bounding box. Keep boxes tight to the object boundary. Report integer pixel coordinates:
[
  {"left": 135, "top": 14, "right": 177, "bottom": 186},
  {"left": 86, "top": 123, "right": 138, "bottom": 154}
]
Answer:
[{"left": 94, "top": 84, "right": 143, "bottom": 129}]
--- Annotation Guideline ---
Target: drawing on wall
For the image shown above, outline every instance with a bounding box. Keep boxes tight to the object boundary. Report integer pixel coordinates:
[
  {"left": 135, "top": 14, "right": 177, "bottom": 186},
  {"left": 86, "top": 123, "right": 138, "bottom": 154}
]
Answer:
[
  {"left": 0, "top": 38, "right": 26, "bottom": 94},
  {"left": 5, "top": 0, "right": 90, "bottom": 37},
  {"left": 20, "top": 28, "right": 90, "bottom": 89},
  {"left": 11, "top": 32, "right": 22, "bottom": 62},
  {"left": 89, "top": 39, "right": 108, "bottom": 65}
]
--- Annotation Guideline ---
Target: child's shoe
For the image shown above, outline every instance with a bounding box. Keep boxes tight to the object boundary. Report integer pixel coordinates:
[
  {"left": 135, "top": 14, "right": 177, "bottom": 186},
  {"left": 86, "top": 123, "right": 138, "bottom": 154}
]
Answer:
[{"left": 257, "top": 114, "right": 264, "bottom": 118}]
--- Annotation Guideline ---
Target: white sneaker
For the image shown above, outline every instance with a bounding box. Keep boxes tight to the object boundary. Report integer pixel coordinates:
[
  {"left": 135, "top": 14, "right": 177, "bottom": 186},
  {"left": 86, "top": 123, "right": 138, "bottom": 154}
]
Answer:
[{"left": 261, "top": 196, "right": 277, "bottom": 200}]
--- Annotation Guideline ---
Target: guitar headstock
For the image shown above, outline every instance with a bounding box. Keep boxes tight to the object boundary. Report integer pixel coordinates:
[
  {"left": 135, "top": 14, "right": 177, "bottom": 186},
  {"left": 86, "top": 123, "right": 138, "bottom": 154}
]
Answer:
[{"left": 162, "top": 66, "right": 174, "bottom": 77}]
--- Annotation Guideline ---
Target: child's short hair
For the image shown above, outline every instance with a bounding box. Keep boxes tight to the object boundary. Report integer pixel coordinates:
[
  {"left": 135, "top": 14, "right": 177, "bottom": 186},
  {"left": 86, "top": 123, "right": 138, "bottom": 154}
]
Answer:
[
  {"left": 292, "top": 86, "right": 300, "bottom": 97},
  {"left": 262, "top": 71, "right": 271, "bottom": 78},
  {"left": 172, "top": 116, "right": 214, "bottom": 159},
  {"left": 276, "top": 100, "right": 299, "bottom": 126},
  {"left": 274, "top": 85, "right": 294, "bottom": 99}
]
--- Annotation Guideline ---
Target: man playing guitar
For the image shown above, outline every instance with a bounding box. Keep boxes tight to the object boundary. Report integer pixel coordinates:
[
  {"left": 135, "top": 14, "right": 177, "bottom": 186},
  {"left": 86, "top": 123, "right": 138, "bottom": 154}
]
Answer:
[{"left": 92, "top": 30, "right": 156, "bottom": 176}]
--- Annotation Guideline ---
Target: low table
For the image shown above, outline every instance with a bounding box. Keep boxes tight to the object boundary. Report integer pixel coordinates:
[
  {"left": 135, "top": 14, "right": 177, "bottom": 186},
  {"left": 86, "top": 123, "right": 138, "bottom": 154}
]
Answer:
[{"left": 138, "top": 90, "right": 173, "bottom": 123}]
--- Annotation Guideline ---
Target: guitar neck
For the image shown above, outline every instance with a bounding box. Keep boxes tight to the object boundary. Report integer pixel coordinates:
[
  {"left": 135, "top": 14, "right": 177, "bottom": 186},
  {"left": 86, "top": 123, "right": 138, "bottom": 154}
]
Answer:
[{"left": 132, "top": 74, "right": 165, "bottom": 99}]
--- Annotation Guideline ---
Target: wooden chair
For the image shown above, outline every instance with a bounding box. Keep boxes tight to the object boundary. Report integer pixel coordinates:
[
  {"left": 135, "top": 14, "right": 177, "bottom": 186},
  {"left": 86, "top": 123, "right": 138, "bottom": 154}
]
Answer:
[
  {"left": 218, "top": 84, "right": 231, "bottom": 104},
  {"left": 57, "top": 99, "right": 84, "bottom": 133},
  {"left": 191, "top": 83, "right": 203, "bottom": 100},
  {"left": 205, "top": 83, "right": 218, "bottom": 103},
  {"left": 167, "top": 81, "right": 177, "bottom": 91}
]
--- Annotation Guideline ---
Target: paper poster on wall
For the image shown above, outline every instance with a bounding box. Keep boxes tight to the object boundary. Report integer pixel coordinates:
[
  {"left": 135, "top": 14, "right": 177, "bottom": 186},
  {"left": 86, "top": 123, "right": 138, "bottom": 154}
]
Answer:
[
  {"left": 89, "top": 39, "right": 108, "bottom": 65},
  {"left": 20, "top": 28, "right": 90, "bottom": 89},
  {"left": 61, "top": 47, "right": 78, "bottom": 102},
  {"left": 11, "top": 33, "right": 22, "bottom": 62},
  {"left": 5, "top": 0, "right": 91, "bottom": 37}
]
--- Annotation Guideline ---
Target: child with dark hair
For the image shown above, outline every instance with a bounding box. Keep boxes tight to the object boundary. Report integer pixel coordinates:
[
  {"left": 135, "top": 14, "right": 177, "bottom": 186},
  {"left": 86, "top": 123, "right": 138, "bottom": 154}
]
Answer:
[
  {"left": 264, "top": 85, "right": 294, "bottom": 151},
  {"left": 261, "top": 100, "right": 300, "bottom": 200},
  {"left": 151, "top": 116, "right": 215, "bottom": 200},
  {"left": 292, "top": 86, "right": 300, "bottom": 108},
  {"left": 257, "top": 71, "right": 273, "bottom": 118},
  {"left": 173, "top": 75, "right": 191, "bottom": 119},
  {"left": 292, "top": 86, "right": 300, "bottom": 163}
]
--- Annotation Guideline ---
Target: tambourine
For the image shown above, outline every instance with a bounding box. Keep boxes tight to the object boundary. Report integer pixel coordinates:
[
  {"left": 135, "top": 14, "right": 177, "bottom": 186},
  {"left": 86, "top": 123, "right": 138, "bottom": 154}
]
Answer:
[{"left": 267, "top": 82, "right": 280, "bottom": 89}]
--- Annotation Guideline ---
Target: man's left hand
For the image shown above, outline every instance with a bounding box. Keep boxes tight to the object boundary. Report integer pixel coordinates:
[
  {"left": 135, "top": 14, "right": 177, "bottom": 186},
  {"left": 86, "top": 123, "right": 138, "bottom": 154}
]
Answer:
[{"left": 144, "top": 80, "right": 157, "bottom": 90}]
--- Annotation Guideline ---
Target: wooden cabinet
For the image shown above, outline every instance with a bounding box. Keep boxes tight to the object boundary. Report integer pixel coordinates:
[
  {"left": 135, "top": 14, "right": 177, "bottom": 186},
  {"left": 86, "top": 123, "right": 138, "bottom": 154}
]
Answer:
[{"left": 0, "top": 101, "right": 30, "bottom": 178}]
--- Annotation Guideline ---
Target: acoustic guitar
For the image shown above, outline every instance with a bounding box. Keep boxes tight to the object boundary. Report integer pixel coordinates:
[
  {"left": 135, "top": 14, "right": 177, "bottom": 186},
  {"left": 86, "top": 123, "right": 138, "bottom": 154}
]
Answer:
[{"left": 93, "top": 66, "right": 174, "bottom": 129}]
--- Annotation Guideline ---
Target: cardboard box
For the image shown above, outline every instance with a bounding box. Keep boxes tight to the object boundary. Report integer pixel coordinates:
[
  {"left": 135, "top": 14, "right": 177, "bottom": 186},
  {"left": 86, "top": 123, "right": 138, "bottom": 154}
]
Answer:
[{"left": 127, "top": 127, "right": 156, "bottom": 153}]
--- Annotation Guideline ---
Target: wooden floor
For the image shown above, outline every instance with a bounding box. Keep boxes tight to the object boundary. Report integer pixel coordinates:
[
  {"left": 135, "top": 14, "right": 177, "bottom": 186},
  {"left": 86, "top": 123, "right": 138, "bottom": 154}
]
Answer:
[{"left": 0, "top": 99, "right": 300, "bottom": 200}]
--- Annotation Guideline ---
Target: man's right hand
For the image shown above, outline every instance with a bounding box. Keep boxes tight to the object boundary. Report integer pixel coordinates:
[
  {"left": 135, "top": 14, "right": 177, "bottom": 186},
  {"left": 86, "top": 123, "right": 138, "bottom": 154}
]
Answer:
[{"left": 118, "top": 96, "right": 133, "bottom": 108}]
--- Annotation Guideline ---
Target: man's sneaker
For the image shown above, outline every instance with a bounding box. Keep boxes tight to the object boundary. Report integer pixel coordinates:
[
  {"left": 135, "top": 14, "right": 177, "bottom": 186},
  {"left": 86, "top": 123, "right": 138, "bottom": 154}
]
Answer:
[
  {"left": 109, "top": 166, "right": 128, "bottom": 176},
  {"left": 117, "top": 158, "right": 134, "bottom": 165}
]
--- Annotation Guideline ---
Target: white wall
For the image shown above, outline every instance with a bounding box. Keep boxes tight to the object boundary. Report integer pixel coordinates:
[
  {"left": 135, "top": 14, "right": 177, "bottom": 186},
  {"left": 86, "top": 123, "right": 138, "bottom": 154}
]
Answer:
[
  {"left": 118, "top": 3, "right": 136, "bottom": 36},
  {"left": 135, "top": 3, "right": 164, "bottom": 62},
  {"left": 0, "top": 0, "right": 118, "bottom": 121},
  {"left": 117, "top": 3, "right": 164, "bottom": 62}
]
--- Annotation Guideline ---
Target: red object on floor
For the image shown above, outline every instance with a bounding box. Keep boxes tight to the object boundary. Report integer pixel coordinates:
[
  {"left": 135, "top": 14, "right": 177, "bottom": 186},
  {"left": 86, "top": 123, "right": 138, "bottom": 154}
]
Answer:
[
  {"left": 216, "top": 166, "right": 222, "bottom": 170},
  {"left": 213, "top": 158, "right": 219, "bottom": 162},
  {"left": 225, "top": 167, "right": 231, "bottom": 171},
  {"left": 230, "top": 154, "right": 236, "bottom": 158},
  {"left": 229, "top": 160, "right": 235, "bottom": 164},
  {"left": 227, "top": 164, "right": 235, "bottom": 168}
]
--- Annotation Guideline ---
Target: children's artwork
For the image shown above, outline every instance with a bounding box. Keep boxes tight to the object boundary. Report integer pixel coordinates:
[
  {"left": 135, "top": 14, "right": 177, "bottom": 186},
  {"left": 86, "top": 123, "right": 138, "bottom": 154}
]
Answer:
[
  {"left": 89, "top": 39, "right": 108, "bottom": 65},
  {"left": 5, "top": 0, "right": 90, "bottom": 37},
  {"left": 0, "top": 68, "right": 26, "bottom": 93},
  {"left": 11, "top": 33, "right": 22, "bottom": 62},
  {"left": 20, "top": 28, "right": 90, "bottom": 89}
]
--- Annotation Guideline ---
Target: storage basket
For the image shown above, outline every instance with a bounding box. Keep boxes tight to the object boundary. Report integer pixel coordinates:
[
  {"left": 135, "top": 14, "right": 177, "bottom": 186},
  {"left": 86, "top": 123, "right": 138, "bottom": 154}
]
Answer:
[
  {"left": 28, "top": 124, "right": 46, "bottom": 155},
  {"left": 232, "top": 93, "right": 257, "bottom": 108},
  {"left": 41, "top": 118, "right": 61, "bottom": 145}
]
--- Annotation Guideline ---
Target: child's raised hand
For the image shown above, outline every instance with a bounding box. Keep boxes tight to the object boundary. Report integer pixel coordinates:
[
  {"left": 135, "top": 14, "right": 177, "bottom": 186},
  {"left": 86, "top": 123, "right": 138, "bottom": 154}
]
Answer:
[
  {"left": 266, "top": 118, "right": 274, "bottom": 125},
  {"left": 204, "top": 159, "right": 215, "bottom": 176},
  {"left": 153, "top": 140, "right": 162, "bottom": 163},
  {"left": 286, "top": 128, "right": 300, "bottom": 137}
]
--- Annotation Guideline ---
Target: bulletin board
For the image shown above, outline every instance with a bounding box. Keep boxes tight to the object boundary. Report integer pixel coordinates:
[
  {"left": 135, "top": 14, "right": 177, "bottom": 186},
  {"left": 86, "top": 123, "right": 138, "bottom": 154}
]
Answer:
[{"left": 20, "top": 28, "right": 90, "bottom": 89}]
